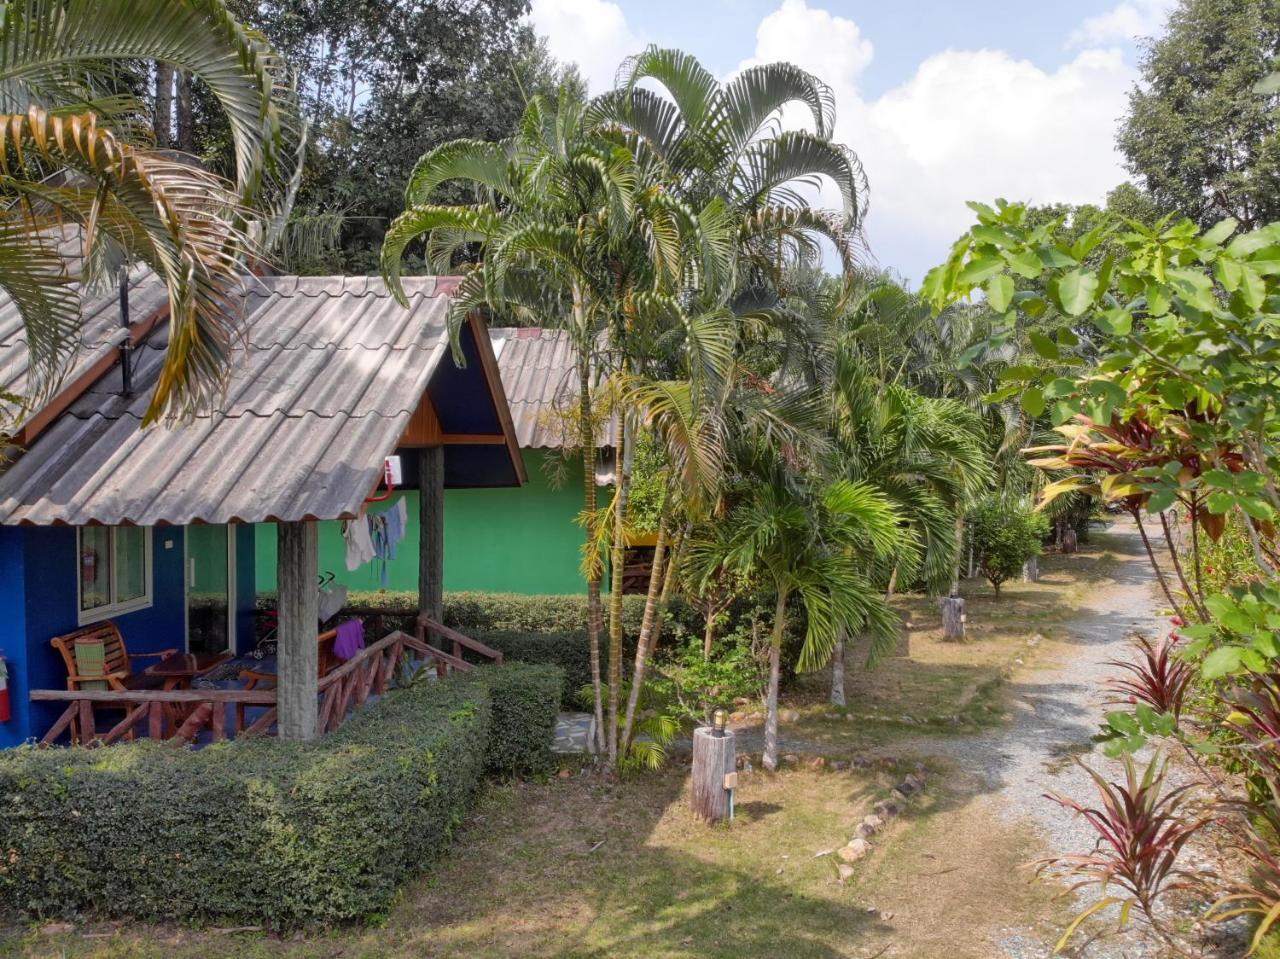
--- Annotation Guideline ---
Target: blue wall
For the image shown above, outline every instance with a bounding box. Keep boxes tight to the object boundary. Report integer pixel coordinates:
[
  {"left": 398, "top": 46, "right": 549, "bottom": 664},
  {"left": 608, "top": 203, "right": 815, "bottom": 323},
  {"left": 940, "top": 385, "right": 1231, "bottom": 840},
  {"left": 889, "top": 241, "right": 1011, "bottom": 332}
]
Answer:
[
  {"left": 0, "top": 527, "right": 30, "bottom": 745},
  {"left": 0, "top": 524, "right": 257, "bottom": 747}
]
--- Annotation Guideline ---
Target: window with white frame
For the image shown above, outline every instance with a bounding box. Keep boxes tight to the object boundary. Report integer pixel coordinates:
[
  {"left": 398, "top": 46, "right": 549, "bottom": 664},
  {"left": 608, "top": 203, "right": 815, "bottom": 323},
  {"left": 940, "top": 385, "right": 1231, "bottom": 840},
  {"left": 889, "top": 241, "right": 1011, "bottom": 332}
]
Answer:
[{"left": 77, "top": 526, "right": 152, "bottom": 624}]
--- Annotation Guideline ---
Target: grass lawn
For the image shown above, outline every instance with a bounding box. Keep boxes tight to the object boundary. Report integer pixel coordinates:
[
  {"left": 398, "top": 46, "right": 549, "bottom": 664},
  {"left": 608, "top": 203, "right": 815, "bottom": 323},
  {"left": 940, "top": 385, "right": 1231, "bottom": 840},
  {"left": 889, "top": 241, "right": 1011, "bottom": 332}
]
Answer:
[{"left": 0, "top": 536, "right": 1120, "bottom": 959}]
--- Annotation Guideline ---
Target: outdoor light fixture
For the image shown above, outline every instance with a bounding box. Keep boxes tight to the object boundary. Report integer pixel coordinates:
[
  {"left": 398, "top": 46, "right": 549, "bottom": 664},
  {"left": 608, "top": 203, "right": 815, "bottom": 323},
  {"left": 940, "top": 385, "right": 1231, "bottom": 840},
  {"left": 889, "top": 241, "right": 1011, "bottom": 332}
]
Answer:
[{"left": 712, "top": 708, "right": 728, "bottom": 737}]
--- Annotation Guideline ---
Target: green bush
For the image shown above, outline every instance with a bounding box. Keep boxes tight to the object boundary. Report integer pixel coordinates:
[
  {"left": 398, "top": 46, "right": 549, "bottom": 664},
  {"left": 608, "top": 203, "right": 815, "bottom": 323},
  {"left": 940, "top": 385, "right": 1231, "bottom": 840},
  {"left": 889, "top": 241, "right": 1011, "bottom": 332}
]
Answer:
[
  {"left": 468, "top": 663, "right": 563, "bottom": 776},
  {"left": 0, "top": 663, "right": 559, "bottom": 927},
  {"left": 968, "top": 497, "right": 1051, "bottom": 598},
  {"left": 472, "top": 631, "right": 594, "bottom": 707}
]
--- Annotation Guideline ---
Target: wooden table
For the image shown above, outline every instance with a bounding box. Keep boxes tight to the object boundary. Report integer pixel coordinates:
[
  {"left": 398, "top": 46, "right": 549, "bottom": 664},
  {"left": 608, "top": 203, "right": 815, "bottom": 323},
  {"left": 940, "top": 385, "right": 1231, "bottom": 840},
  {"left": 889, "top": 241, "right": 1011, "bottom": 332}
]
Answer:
[
  {"left": 145, "top": 652, "right": 232, "bottom": 733},
  {"left": 145, "top": 651, "right": 233, "bottom": 690}
]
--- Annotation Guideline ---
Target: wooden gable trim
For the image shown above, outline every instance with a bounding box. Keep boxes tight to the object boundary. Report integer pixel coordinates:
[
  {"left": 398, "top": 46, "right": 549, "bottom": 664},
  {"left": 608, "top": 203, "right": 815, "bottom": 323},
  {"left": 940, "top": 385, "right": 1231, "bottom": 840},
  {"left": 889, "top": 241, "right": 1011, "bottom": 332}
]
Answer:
[
  {"left": 12, "top": 302, "right": 169, "bottom": 449},
  {"left": 398, "top": 392, "right": 443, "bottom": 448},
  {"left": 464, "top": 310, "right": 527, "bottom": 484}
]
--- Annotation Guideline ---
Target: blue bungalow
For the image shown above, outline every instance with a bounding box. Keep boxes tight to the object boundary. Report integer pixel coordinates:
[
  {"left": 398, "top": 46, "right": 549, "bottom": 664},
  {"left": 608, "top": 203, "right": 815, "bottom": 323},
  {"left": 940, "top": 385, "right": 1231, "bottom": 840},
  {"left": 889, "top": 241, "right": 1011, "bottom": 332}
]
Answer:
[{"left": 0, "top": 273, "right": 524, "bottom": 747}]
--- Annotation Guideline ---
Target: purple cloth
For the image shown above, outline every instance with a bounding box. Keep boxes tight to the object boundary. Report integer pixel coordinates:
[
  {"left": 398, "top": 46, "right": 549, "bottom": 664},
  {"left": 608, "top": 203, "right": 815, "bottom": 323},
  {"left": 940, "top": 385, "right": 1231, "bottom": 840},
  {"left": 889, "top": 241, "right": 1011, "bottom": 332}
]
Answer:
[{"left": 333, "top": 619, "right": 365, "bottom": 661}]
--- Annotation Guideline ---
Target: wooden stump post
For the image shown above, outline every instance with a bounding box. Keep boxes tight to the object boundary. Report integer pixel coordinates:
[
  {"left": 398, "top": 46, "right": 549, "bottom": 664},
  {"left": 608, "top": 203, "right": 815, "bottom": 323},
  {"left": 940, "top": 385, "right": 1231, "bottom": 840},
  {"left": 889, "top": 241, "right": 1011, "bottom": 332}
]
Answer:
[
  {"left": 419, "top": 446, "right": 444, "bottom": 625},
  {"left": 1022, "top": 556, "right": 1039, "bottom": 582},
  {"left": 691, "top": 726, "right": 737, "bottom": 824},
  {"left": 941, "top": 597, "right": 965, "bottom": 641},
  {"left": 1062, "top": 529, "right": 1078, "bottom": 554},
  {"left": 278, "top": 520, "right": 319, "bottom": 741}
]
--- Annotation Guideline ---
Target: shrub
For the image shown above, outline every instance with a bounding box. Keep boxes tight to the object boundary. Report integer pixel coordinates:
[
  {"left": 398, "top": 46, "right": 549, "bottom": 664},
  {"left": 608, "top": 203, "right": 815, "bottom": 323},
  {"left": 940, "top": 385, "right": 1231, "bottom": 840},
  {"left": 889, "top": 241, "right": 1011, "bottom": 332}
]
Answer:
[
  {"left": 0, "top": 663, "right": 559, "bottom": 927},
  {"left": 967, "top": 497, "right": 1050, "bottom": 598},
  {"left": 465, "top": 663, "right": 563, "bottom": 776},
  {"left": 471, "top": 630, "right": 595, "bottom": 708}
]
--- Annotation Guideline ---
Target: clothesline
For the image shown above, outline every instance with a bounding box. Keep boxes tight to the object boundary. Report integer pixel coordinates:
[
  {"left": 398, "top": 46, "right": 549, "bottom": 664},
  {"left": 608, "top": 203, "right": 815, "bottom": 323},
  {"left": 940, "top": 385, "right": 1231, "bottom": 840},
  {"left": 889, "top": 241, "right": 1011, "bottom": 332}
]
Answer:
[{"left": 341, "top": 498, "right": 408, "bottom": 586}]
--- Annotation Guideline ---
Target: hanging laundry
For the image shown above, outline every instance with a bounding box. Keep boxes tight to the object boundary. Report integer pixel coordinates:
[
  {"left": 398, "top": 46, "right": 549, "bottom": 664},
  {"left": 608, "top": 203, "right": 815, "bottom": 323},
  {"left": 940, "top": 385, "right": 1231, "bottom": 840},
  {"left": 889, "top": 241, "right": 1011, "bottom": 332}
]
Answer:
[
  {"left": 381, "top": 497, "right": 408, "bottom": 560},
  {"left": 332, "top": 619, "right": 365, "bottom": 660},
  {"left": 342, "top": 515, "right": 375, "bottom": 571}
]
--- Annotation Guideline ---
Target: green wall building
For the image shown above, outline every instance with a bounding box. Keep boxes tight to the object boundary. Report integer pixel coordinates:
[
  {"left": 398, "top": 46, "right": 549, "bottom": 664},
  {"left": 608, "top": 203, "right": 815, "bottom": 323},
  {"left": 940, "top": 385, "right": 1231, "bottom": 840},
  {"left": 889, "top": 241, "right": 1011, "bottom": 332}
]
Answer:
[{"left": 254, "top": 328, "right": 606, "bottom": 597}]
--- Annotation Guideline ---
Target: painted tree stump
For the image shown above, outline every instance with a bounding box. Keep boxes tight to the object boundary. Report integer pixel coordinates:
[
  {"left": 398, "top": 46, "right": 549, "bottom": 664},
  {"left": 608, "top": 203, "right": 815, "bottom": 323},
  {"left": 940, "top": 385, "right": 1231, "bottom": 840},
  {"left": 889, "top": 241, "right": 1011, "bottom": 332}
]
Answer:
[
  {"left": 1062, "top": 529, "right": 1078, "bottom": 554},
  {"left": 941, "top": 597, "right": 965, "bottom": 641},
  {"left": 691, "top": 726, "right": 737, "bottom": 823},
  {"left": 1022, "top": 556, "right": 1039, "bottom": 582}
]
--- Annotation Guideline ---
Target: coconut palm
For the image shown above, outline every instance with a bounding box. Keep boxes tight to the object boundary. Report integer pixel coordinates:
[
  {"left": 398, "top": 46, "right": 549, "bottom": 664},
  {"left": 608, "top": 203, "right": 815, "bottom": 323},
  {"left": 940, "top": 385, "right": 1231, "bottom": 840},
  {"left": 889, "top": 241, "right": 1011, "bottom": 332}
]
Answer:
[
  {"left": 690, "top": 466, "right": 901, "bottom": 770},
  {"left": 0, "top": 0, "right": 303, "bottom": 425}
]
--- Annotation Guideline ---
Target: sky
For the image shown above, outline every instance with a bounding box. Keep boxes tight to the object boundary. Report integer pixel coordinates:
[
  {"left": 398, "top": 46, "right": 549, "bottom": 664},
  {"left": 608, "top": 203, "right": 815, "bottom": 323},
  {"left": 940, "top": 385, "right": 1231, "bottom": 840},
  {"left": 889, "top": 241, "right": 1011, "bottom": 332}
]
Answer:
[{"left": 526, "top": 0, "right": 1176, "bottom": 285}]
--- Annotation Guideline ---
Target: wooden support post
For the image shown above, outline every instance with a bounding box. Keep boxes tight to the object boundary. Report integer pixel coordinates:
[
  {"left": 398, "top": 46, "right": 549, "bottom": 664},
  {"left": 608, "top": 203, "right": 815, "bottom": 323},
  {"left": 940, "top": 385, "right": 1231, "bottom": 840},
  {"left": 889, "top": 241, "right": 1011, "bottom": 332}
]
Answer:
[
  {"left": 419, "top": 445, "right": 444, "bottom": 626},
  {"left": 691, "top": 726, "right": 737, "bottom": 823},
  {"left": 1022, "top": 556, "right": 1039, "bottom": 582},
  {"left": 278, "top": 520, "right": 319, "bottom": 741},
  {"left": 941, "top": 597, "right": 966, "bottom": 641}
]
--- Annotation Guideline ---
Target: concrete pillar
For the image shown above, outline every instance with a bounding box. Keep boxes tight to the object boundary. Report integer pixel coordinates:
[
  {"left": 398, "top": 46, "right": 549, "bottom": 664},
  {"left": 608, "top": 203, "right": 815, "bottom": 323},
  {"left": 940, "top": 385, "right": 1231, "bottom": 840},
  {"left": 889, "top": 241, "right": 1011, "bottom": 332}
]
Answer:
[
  {"left": 277, "top": 520, "right": 318, "bottom": 740},
  {"left": 419, "top": 446, "right": 444, "bottom": 624}
]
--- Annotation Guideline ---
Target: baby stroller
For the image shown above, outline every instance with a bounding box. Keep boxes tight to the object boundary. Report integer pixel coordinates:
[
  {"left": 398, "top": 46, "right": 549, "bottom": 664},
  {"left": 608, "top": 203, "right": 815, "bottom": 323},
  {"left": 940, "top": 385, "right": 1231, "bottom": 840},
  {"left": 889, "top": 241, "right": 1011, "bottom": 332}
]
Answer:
[{"left": 249, "top": 571, "right": 349, "bottom": 660}]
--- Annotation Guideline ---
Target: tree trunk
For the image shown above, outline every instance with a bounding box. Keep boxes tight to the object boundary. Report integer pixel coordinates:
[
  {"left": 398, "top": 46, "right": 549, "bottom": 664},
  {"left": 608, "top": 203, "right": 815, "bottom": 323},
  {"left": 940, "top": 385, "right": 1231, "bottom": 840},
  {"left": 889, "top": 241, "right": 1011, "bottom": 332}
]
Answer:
[
  {"left": 941, "top": 597, "right": 965, "bottom": 641},
  {"left": 1160, "top": 510, "right": 1207, "bottom": 622},
  {"left": 829, "top": 630, "right": 846, "bottom": 707},
  {"left": 703, "top": 609, "right": 716, "bottom": 660},
  {"left": 574, "top": 310, "right": 606, "bottom": 755},
  {"left": 1133, "top": 510, "right": 1189, "bottom": 623},
  {"left": 1022, "top": 556, "right": 1039, "bottom": 582},
  {"left": 620, "top": 519, "right": 670, "bottom": 752},
  {"left": 154, "top": 62, "right": 174, "bottom": 147},
  {"left": 1062, "top": 528, "right": 1078, "bottom": 554},
  {"left": 951, "top": 513, "right": 965, "bottom": 594},
  {"left": 762, "top": 589, "right": 787, "bottom": 772},
  {"left": 605, "top": 415, "right": 632, "bottom": 767},
  {"left": 176, "top": 71, "right": 194, "bottom": 153}
]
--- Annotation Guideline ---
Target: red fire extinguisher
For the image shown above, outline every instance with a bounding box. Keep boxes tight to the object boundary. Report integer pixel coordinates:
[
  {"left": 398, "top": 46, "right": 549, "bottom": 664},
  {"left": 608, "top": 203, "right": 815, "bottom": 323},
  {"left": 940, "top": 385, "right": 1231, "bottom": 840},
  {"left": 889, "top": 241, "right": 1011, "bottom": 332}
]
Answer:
[{"left": 0, "top": 655, "right": 10, "bottom": 724}]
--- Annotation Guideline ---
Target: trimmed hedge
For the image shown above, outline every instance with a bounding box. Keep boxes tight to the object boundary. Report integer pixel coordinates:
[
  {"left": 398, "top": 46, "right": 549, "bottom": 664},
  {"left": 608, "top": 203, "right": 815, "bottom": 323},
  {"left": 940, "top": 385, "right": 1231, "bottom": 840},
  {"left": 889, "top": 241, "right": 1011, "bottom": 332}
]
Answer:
[
  {"left": 469, "top": 663, "right": 562, "bottom": 776},
  {"left": 0, "top": 663, "right": 562, "bottom": 927},
  {"left": 472, "top": 631, "right": 596, "bottom": 708},
  {"left": 259, "top": 590, "right": 652, "bottom": 639}
]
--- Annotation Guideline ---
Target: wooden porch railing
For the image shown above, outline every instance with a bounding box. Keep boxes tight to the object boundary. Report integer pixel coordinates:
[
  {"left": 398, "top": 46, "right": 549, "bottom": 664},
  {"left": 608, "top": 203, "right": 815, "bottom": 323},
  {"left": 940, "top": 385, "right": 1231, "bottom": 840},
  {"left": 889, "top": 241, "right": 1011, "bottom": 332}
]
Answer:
[
  {"left": 31, "top": 625, "right": 498, "bottom": 747},
  {"left": 415, "top": 615, "right": 503, "bottom": 670}
]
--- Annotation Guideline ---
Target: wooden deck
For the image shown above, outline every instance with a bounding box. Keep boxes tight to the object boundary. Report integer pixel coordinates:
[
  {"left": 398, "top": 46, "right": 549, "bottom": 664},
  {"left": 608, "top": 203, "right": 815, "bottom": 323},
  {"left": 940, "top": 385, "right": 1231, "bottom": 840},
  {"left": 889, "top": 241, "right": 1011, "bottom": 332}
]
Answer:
[{"left": 30, "top": 622, "right": 502, "bottom": 747}]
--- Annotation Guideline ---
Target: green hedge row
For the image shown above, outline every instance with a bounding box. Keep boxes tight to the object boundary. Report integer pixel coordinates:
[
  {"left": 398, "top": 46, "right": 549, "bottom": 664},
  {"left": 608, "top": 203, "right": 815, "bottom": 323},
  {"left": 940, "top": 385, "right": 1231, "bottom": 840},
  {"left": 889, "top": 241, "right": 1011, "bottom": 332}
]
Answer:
[
  {"left": 0, "top": 663, "right": 562, "bottom": 927},
  {"left": 259, "top": 590, "right": 652, "bottom": 638},
  {"left": 473, "top": 630, "right": 632, "bottom": 709}
]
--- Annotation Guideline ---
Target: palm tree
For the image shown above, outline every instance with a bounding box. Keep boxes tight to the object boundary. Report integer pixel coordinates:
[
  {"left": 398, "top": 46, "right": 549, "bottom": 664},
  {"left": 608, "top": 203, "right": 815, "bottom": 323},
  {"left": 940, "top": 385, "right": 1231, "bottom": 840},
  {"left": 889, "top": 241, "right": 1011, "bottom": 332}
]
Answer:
[
  {"left": 591, "top": 47, "right": 868, "bottom": 284},
  {"left": 690, "top": 468, "right": 901, "bottom": 770},
  {"left": 0, "top": 0, "right": 302, "bottom": 426},
  {"left": 382, "top": 91, "right": 736, "bottom": 764}
]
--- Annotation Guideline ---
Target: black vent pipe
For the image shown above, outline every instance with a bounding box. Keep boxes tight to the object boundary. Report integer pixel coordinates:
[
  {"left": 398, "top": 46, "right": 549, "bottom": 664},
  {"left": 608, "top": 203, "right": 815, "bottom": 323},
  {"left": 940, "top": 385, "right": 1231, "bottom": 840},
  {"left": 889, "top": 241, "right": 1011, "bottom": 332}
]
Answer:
[{"left": 118, "top": 266, "right": 132, "bottom": 396}]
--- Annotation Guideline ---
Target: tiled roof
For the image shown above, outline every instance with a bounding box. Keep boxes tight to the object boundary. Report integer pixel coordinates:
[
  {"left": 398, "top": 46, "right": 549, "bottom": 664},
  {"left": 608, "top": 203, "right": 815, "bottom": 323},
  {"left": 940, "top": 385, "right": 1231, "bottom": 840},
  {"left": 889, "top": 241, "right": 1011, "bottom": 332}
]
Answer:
[{"left": 0, "top": 275, "right": 516, "bottom": 526}]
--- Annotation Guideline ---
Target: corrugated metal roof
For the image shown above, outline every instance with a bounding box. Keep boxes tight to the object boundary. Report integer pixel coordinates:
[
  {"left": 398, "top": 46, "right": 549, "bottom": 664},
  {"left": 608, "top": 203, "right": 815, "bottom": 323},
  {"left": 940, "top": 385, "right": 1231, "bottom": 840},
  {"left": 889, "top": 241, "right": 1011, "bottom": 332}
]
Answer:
[
  {"left": 490, "top": 327, "right": 615, "bottom": 449},
  {"left": 0, "top": 269, "right": 168, "bottom": 429},
  {"left": 0, "top": 275, "right": 496, "bottom": 526}
]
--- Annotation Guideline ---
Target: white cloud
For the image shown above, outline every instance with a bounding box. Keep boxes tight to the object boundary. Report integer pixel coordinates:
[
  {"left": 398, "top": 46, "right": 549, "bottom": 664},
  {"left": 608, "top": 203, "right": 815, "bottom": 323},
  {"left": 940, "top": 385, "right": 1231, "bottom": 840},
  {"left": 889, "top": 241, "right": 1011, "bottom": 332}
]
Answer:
[
  {"left": 528, "top": 0, "right": 645, "bottom": 93},
  {"left": 734, "top": 0, "right": 1137, "bottom": 282},
  {"left": 1067, "top": 0, "right": 1175, "bottom": 48}
]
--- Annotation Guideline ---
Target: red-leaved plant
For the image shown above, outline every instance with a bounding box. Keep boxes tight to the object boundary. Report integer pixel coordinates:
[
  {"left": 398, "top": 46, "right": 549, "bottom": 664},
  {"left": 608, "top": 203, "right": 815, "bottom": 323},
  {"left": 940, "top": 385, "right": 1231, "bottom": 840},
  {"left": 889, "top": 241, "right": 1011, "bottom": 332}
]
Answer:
[
  {"left": 1206, "top": 818, "right": 1280, "bottom": 955},
  {"left": 1106, "top": 633, "right": 1196, "bottom": 721},
  {"left": 1036, "top": 754, "right": 1209, "bottom": 954}
]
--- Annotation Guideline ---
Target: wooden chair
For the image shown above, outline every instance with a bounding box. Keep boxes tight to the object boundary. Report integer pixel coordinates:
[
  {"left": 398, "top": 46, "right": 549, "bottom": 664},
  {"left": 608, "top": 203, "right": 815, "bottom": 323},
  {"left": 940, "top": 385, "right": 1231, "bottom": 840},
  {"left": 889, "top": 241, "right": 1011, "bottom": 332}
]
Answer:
[
  {"left": 49, "top": 622, "right": 177, "bottom": 742},
  {"left": 236, "top": 628, "right": 339, "bottom": 729}
]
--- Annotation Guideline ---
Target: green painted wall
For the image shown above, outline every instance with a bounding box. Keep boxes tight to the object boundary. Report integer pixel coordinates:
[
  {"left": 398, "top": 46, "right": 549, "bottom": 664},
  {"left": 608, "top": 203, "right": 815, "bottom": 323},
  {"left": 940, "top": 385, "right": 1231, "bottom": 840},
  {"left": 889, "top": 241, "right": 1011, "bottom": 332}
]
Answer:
[{"left": 254, "top": 450, "right": 587, "bottom": 595}]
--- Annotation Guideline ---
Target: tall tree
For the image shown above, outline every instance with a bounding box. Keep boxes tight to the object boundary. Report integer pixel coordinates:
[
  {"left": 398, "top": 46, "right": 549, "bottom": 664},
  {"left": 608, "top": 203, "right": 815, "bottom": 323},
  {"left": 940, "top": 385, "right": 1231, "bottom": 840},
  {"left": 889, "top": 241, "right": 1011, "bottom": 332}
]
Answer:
[
  {"left": 1118, "top": 0, "right": 1280, "bottom": 228},
  {"left": 210, "top": 0, "right": 582, "bottom": 273}
]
